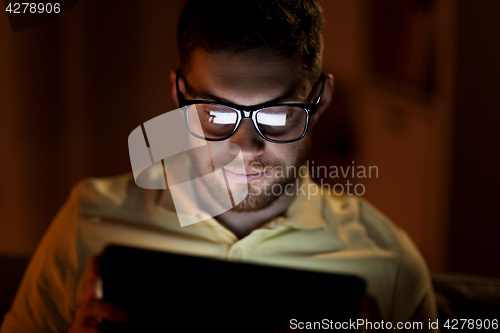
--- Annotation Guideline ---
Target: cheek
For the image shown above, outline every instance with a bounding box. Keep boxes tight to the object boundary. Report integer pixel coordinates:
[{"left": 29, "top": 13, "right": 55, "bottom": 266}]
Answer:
[
  {"left": 186, "top": 136, "right": 211, "bottom": 170},
  {"left": 265, "top": 143, "right": 300, "bottom": 165},
  {"left": 282, "top": 137, "right": 311, "bottom": 169}
]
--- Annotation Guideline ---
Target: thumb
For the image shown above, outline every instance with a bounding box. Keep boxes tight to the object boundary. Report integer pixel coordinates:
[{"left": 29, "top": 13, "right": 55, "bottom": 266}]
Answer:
[{"left": 82, "top": 256, "right": 103, "bottom": 303}]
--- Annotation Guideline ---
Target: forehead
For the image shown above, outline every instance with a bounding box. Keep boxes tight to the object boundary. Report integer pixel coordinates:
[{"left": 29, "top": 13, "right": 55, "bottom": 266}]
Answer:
[{"left": 183, "top": 48, "right": 311, "bottom": 106}]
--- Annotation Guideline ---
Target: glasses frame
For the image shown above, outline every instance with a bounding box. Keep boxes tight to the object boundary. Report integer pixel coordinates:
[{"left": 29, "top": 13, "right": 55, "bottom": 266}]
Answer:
[{"left": 176, "top": 69, "right": 326, "bottom": 144}]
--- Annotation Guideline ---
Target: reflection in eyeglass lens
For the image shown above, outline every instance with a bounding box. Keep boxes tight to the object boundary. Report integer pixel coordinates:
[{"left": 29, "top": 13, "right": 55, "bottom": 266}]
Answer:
[{"left": 187, "top": 104, "right": 307, "bottom": 141}]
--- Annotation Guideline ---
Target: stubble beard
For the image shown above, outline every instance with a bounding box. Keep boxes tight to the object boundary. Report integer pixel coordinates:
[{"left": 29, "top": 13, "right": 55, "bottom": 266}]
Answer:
[{"left": 189, "top": 136, "right": 311, "bottom": 213}]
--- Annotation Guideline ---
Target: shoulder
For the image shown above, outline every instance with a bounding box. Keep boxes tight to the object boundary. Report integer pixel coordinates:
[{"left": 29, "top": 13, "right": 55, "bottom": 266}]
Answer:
[
  {"left": 322, "top": 193, "right": 437, "bottom": 323},
  {"left": 354, "top": 198, "right": 432, "bottom": 294},
  {"left": 71, "top": 172, "right": 134, "bottom": 211},
  {"left": 323, "top": 193, "right": 420, "bottom": 256},
  {"left": 1, "top": 173, "right": 159, "bottom": 332},
  {"left": 72, "top": 172, "right": 162, "bottom": 222}
]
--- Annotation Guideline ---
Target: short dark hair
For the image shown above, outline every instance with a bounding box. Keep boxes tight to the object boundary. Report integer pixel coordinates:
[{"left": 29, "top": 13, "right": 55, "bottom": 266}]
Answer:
[{"left": 177, "top": 0, "right": 324, "bottom": 82}]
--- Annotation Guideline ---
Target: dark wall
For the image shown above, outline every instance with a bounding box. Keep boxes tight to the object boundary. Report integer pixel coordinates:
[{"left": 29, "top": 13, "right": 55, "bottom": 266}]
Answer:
[
  {"left": 449, "top": 0, "right": 500, "bottom": 278},
  {"left": 0, "top": 1, "right": 183, "bottom": 255}
]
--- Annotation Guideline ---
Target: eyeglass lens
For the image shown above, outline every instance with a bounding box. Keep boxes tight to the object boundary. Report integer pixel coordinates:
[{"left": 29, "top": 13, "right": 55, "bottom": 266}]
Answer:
[{"left": 186, "top": 104, "right": 307, "bottom": 142}]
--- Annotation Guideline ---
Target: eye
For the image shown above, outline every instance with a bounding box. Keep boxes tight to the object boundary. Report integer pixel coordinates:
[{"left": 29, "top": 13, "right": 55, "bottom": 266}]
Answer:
[
  {"left": 204, "top": 110, "right": 237, "bottom": 125},
  {"left": 257, "top": 112, "right": 287, "bottom": 126}
]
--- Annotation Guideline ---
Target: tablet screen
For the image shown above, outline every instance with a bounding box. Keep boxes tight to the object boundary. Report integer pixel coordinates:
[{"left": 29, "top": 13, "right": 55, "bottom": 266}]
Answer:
[{"left": 99, "top": 245, "right": 366, "bottom": 332}]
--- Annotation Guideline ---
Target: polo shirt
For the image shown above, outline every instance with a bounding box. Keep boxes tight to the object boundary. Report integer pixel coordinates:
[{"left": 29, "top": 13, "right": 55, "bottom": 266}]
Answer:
[{"left": 1, "top": 171, "right": 438, "bottom": 332}]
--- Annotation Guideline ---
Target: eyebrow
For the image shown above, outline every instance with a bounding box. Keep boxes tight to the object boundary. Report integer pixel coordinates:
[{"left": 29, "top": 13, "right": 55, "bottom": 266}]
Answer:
[{"left": 182, "top": 77, "right": 310, "bottom": 106}]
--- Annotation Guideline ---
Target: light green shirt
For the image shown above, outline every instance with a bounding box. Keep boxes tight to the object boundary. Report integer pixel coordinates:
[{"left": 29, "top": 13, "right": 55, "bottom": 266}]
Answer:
[{"left": 1, "top": 173, "right": 438, "bottom": 332}]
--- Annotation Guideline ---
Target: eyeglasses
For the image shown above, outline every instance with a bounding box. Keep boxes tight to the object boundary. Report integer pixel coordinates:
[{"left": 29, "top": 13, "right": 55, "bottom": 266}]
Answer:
[{"left": 176, "top": 69, "right": 325, "bottom": 144}]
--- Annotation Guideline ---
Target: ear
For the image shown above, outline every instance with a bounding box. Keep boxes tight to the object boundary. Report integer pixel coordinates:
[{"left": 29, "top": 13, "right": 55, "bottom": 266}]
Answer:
[
  {"left": 311, "top": 73, "right": 334, "bottom": 126},
  {"left": 170, "top": 69, "right": 179, "bottom": 107}
]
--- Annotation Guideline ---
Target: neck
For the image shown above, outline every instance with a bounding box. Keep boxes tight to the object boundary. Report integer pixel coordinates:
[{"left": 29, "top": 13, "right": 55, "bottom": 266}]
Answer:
[{"left": 195, "top": 178, "right": 298, "bottom": 239}]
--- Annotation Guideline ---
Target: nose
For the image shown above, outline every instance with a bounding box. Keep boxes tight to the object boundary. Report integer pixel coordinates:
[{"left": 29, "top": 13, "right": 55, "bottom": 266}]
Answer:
[{"left": 228, "top": 119, "right": 265, "bottom": 159}]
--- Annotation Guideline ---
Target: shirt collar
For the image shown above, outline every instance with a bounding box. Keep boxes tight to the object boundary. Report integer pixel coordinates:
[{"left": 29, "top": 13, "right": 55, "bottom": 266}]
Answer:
[{"left": 282, "top": 175, "right": 327, "bottom": 230}]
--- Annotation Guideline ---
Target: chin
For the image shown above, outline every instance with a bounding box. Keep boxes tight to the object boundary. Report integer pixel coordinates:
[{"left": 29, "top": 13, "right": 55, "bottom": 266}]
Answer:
[
  {"left": 229, "top": 181, "right": 280, "bottom": 213},
  {"left": 230, "top": 193, "right": 279, "bottom": 213}
]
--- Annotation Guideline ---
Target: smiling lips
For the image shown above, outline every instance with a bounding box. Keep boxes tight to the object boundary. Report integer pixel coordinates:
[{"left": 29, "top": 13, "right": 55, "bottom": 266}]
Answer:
[{"left": 225, "top": 169, "right": 266, "bottom": 182}]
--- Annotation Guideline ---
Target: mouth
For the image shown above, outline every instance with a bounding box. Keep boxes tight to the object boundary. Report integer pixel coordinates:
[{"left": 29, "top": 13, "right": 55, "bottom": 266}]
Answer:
[{"left": 224, "top": 169, "right": 266, "bottom": 182}]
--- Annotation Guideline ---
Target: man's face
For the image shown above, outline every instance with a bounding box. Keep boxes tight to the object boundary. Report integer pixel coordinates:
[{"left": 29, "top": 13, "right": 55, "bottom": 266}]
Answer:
[{"left": 175, "top": 48, "right": 318, "bottom": 212}]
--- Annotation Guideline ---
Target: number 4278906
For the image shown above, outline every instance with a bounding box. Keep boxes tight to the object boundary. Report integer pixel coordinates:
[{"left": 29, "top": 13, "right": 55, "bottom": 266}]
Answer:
[
  {"left": 5, "top": 3, "right": 61, "bottom": 14},
  {"left": 443, "top": 319, "right": 498, "bottom": 330}
]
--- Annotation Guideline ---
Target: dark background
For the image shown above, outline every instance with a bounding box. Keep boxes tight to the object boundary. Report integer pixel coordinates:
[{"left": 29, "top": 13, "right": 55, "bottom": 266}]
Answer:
[{"left": 0, "top": 0, "right": 499, "bottom": 278}]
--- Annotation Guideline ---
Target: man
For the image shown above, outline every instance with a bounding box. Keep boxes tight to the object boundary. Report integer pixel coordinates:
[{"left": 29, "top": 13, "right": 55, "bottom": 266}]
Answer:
[{"left": 1, "top": 0, "right": 438, "bottom": 332}]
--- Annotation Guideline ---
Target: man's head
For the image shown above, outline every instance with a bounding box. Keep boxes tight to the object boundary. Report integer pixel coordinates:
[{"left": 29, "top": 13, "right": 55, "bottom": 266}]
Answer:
[
  {"left": 177, "top": 0, "right": 324, "bottom": 84},
  {"left": 170, "top": 0, "right": 334, "bottom": 213}
]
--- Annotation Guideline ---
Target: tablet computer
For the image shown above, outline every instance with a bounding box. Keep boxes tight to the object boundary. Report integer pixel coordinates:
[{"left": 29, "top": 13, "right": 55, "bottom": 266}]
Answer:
[{"left": 99, "top": 244, "right": 366, "bottom": 332}]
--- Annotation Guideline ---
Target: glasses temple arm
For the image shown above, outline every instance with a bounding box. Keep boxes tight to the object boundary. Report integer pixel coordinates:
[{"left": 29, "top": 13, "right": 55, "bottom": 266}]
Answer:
[{"left": 175, "top": 69, "right": 186, "bottom": 107}]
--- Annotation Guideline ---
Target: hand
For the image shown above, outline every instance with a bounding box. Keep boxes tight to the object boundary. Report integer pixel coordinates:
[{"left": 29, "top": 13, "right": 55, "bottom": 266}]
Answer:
[
  {"left": 68, "top": 256, "right": 128, "bottom": 333},
  {"left": 360, "top": 294, "right": 389, "bottom": 333}
]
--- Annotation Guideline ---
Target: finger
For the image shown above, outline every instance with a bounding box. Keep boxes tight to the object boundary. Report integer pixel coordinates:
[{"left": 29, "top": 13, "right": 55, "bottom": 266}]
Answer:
[
  {"left": 361, "top": 294, "right": 388, "bottom": 333},
  {"left": 69, "top": 324, "right": 104, "bottom": 333},
  {"left": 81, "top": 299, "right": 129, "bottom": 323},
  {"left": 76, "top": 328, "right": 104, "bottom": 333},
  {"left": 72, "top": 307, "right": 105, "bottom": 332},
  {"left": 361, "top": 293, "right": 383, "bottom": 322},
  {"left": 82, "top": 256, "right": 103, "bottom": 303}
]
